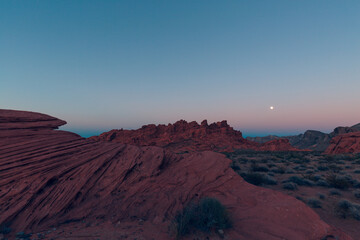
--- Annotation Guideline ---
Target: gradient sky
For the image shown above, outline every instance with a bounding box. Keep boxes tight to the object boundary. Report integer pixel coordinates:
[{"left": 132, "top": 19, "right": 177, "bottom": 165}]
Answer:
[{"left": 1, "top": 1, "right": 360, "bottom": 137}]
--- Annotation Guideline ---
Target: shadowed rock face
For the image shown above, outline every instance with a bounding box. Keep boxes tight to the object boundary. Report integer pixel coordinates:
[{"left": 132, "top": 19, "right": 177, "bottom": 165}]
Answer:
[
  {"left": 0, "top": 110, "right": 351, "bottom": 239},
  {"left": 0, "top": 109, "right": 66, "bottom": 130},
  {"left": 247, "top": 124, "right": 360, "bottom": 151},
  {"left": 89, "top": 120, "right": 301, "bottom": 152},
  {"left": 325, "top": 132, "right": 360, "bottom": 154},
  {"left": 246, "top": 135, "right": 280, "bottom": 144}
]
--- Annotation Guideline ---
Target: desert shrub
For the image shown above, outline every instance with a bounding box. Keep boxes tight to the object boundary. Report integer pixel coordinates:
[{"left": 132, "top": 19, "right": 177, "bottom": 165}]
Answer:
[
  {"left": 325, "top": 173, "right": 352, "bottom": 189},
  {"left": 302, "top": 173, "right": 322, "bottom": 182},
  {"left": 354, "top": 191, "right": 360, "bottom": 199},
  {"left": 296, "top": 196, "right": 305, "bottom": 202},
  {"left": 282, "top": 182, "right": 298, "bottom": 190},
  {"left": 271, "top": 166, "right": 286, "bottom": 174},
  {"left": 316, "top": 179, "right": 330, "bottom": 187},
  {"left": 267, "top": 163, "right": 276, "bottom": 168},
  {"left": 284, "top": 176, "right": 314, "bottom": 186},
  {"left": 250, "top": 162, "right": 269, "bottom": 172},
  {"left": 328, "top": 164, "right": 343, "bottom": 173},
  {"left": 260, "top": 158, "right": 268, "bottom": 163},
  {"left": 0, "top": 224, "right": 11, "bottom": 234},
  {"left": 329, "top": 189, "right": 342, "bottom": 196},
  {"left": 353, "top": 179, "right": 360, "bottom": 188},
  {"left": 241, "top": 172, "right": 277, "bottom": 186},
  {"left": 354, "top": 170, "right": 360, "bottom": 174},
  {"left": 335, "top": 200, "right": 360, "bottom": 220},
  {"left": 318, "top": 193, "right": 326, "bottom": 200},
  {"left": 307, "top": 198, "right": 322, "bottom": 208},
  {"left": 293, "top": 159, "right": 303, "bottom": 164},
  {"left": 230, "top": 162, "right": 241, "bottom": 171},
  {"left": 172, "top": 197, "right": 232, "bottom": 239},
  {"left": 317, "top": 165, "right": 329, "bottom": 171},
  {"left": 305, "top": 170, "right": 314, "bottom": 174},
  {"left": 16, "top": 232, "right": 32, "bottom": 239}
]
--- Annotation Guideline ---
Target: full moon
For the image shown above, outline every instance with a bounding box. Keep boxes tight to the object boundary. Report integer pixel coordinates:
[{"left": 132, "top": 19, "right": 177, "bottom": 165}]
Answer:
[{"left": 270, "top": 106, "right": 274, "bottom": 110}]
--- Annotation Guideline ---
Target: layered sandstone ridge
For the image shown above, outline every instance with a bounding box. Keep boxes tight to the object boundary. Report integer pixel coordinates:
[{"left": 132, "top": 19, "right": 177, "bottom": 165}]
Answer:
[
  {"left": 89, "top": 120, "right": 301, "bottom": 152},
  {"left": 325, "top": 132, "right": 360, "bottom": 154},
  {"left": 0, "top": 110, "right": 350, "bottom": 239},
  {"left": 0, "top": 109, "right": 66, "bottom": 130}
]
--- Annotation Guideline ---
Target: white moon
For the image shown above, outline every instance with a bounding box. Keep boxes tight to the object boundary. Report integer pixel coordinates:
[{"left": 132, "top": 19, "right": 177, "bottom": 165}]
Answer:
[{"left": 270, "top": 106, "right": 274, "bottom": 110}]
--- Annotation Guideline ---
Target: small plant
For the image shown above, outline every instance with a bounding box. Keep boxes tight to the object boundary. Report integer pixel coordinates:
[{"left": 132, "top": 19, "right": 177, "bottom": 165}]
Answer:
[
  {"left": 230, "top": 162, "right": 240, "bottom": 171},
  {"left": 284, "top": 176, "right": 314, "bottom": 186},
  {"left": 316, "top": 179, "right": 329, "bottom": 187},
  {"left": 0, "top": 223, "right": 11, "bottom": 234},
  {"left": 354, "top": 190, "right": 360, "bottom": 199},
  {"left": 335, "top": 200, "right": 360, "bottom": 220},
  {"left": 16, "top": 231, "right": 32, "bottom": 239},
  {"left": 307, "top": 198, "right": 322, "bottom": 208},
  {"left": 325, "top": 173, "right": 352, "bottom": 189},
  {"left": 282, "top": 182, "right": 298, "bottom": 190},
  {"left": 241, "top": 172, "right": 277, "bottom": 186},
  {"left": 317, "top": 165, "right": 328, "bottom": 171},
  {"left": 318, "top": 193, "right": 326, "bottom": 200},
  {"left": 250, "top": 162, "right": 269, "bottom": 172},
  {"left": 171, "top": 197, "right": 232, "bottom": 239},
  {"left": 272, "top": 165, "right": 286, "bottom": 174},
  {"left": 329, "top": 189, "right": 342, "bottom": 196}
]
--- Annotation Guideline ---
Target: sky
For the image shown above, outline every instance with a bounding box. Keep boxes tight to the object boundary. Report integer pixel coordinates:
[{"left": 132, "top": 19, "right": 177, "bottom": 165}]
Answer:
[{"left": 1, "top": 0, "right": 360, "bottom": 137}]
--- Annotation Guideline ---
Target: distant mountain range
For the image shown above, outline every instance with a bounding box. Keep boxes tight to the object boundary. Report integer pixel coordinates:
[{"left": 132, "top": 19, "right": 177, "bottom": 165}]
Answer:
[{"left": 247, "top": 123, "right": 360, "bottom": 151}]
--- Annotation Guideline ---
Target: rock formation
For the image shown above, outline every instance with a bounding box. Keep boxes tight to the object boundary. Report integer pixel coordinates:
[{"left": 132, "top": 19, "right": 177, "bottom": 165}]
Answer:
[
  {"left": 89, "top": 120, "right": 301, "bottom": 152},
  {"left": 324, "top": 132, "right": 360, "bottom": 154},
  {"left": 246, "top": 135, "right": 280, "bottom": 144},
  {"left": 247, "top": 123, "right": 360, "bottom": 151},
  {"left": 0, "top": 109, "right": 351, "bottom": 239}
]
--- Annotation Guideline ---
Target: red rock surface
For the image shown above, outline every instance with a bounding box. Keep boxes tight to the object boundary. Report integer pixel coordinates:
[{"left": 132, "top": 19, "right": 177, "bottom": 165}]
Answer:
[
  {"left": 325, "top": 132, "right": 360, "bottom": 154},
  {"left": 89, "top": 120, "right": 302, "bottom": 152},
  {"left": 0, "top": 110, "right": 351, "bottom": 239},
  {"left": 258, "top": 138, "right": 302, "bottom": 151}
]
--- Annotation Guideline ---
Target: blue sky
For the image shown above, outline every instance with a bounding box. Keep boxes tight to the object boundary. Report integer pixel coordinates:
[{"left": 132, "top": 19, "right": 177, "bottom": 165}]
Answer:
[{"left": 1, "top": 1, "right": 360, "bottom": 137}]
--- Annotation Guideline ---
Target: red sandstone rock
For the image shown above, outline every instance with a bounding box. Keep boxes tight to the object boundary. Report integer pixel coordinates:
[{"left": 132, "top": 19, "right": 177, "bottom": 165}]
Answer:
[
  {"left": 325, "top": 132, "right": 360, "bottom": 154},
  {"left": 89, "top": 120, "right": 302, "bottom": 152},
  {"left": 0, "top": 110, "right": 351, "bottom": 239},
  {"left": 258, "top": 138, "right": 302, "bottom": 151},
  {"left": 0, "top": 109, "right": 66, "bottom": 130}
]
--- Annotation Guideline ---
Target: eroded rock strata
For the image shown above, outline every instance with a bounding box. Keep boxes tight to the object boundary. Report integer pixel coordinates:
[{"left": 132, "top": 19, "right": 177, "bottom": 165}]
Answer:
[
  {"left": 325, "top": 132, "right": 360, "bottom": 154},
  {"left": 0, "top": 110, "right": 351, "bottom": 239},
  {"left": 89, "top": 120, "right": 301, "bottom": 152}
]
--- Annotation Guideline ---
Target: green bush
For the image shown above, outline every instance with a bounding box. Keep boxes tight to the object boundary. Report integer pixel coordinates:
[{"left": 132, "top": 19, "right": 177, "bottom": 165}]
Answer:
[{"left": 172, "top": 197, "right": 232, "bottom": 239}]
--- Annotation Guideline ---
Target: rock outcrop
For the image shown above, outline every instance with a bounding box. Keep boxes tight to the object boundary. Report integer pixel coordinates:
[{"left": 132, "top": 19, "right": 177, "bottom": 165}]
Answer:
[
  {"left": 0, "top": 109, "right": 351, "bottom": 239},
  {"left": 246, "top": 135, "right": 280, "bottom": 144},
  {"left": 247, "top": 123, "right": 360, "bottom": 151},
  {"left": 257, "top": 138, "right": 302, "bottom": 151},
  {"left": 90, "top": 120, "right": 302, "bottom": 152},
  {"left": 324, "top": 132, "right": 360, "bottom": 154}
]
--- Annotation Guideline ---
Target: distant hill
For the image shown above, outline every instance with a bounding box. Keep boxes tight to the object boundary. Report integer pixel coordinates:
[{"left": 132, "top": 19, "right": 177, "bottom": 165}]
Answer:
[{"left": 246, "top": 123, "right": 360, "bottom": 151}]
